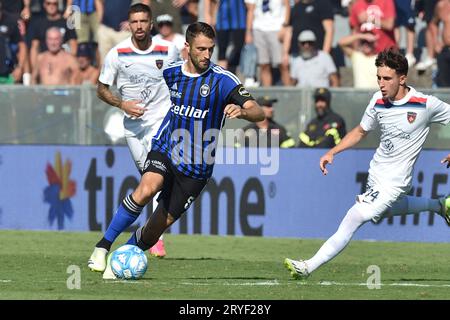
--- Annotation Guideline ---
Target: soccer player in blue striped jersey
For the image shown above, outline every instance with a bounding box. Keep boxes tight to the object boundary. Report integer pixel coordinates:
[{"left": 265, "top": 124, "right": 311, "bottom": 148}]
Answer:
[
  {"left": 100, "top": 22, "right": 264, "bottom": 278},
  {"left": 88, "top": 4, "right": 178, "bottom": 276}
]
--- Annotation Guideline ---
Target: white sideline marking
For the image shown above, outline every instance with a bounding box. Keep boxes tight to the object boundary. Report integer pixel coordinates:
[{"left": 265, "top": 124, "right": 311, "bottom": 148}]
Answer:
[
  {"left": 0, "top": 280, "right": 12, "bottom": 283},
  {"left": 181, "top": 280, "right": 280, "bottom": 286},
  {"left": 178, "top": 280, "right": 450, "bottom": 288},
  {"left": 317, "top": 281, "right": 450, "bottom": 288}
]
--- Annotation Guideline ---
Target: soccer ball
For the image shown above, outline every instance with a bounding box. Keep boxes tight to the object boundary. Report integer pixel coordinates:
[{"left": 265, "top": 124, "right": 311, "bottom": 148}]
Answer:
[{"left": 110, "top": 245, "right": 148, "bottom": 280}]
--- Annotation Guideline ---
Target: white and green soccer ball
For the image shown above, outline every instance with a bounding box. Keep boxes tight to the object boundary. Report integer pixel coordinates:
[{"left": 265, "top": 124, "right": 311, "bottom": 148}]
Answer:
[{"left": 110, "top": 245, "right": 148, "bottom": 280}]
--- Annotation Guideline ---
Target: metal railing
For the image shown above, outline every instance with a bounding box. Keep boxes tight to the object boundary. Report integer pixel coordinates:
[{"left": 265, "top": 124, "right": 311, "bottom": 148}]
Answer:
[{"left": 1, "top": 85, "right": 449, "bottom": 149}]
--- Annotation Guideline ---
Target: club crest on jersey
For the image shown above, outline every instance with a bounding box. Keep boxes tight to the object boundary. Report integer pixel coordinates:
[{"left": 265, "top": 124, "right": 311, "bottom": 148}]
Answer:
[
  {"left": 200, "top": 84, "right": 210, "bottom": 97},
  {"left": 155, "top": 59, "right": 163, "bottom": 69},
  {"left": 407, "top": 112, "right": 417, "bottom": 123}
]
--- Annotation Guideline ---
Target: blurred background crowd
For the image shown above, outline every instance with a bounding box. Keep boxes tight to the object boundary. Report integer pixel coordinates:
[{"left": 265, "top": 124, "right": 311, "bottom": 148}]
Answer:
[{"left": 0, "top": 0, "right": 448, "bottom": 88}]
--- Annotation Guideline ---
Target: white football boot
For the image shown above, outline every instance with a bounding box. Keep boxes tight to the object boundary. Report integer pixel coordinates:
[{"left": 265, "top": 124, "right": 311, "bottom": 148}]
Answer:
[
  {"left": 284, "top": 258, "right": 310, "bottom": 280},
  {"left": 87, "top": 247, "right": 108, "bottom": 272},
  {"left": 102, "top": 254, "right": 117, "bottom": 280}
]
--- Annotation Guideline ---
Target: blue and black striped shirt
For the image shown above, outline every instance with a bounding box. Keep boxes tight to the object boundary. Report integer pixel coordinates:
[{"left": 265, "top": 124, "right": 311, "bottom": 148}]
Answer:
[
  {"left": 72, "top": 0, "right": 96, "bottom": 14},
  {"left": 152, "top": 61, "right": 254, "bottom": 179},
  {"left": 215, "top": 0, "right": 247, "bottom": 31}
]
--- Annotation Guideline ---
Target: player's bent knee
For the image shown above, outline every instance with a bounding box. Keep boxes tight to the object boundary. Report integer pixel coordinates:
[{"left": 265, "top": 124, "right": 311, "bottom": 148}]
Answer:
[
  {"left": 350, "top": 203, "right": 374, "bottom": 223},
  {"left": 135, "top": 173, "right": 163, "bottom": 200}
]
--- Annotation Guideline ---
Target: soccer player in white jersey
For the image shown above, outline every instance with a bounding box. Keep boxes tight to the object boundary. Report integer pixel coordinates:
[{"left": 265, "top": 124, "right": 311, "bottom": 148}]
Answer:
[
  {"left": 285, "top": 48, "right": 450, "bottom": 280},
  {"left": 88, "top": 4, "right": 179, "bottom": 274}
]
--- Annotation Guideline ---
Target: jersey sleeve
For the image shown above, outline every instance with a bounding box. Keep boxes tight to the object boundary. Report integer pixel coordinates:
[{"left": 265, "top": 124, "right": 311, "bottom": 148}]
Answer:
[
  {"left": 98, "top": 48, "right": 119, "bottom": 86},
  {"left": 360, "top": 94, "right": 378, "bottom": 131},
  {"left": 225, "top": 84, "right": 255, "bottom": 106},
  {"left": 427, "top": 95, "right": 450, "bottom": 125}
]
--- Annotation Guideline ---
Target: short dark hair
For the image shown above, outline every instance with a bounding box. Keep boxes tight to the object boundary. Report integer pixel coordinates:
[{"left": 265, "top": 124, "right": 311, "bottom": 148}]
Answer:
[
  {"left": 186, "top": 22, "right": 216, "bottom": 45},
  {"left": 375, "top": 47, "right": 408, "bottom": 76},
  {"left": 128, "top": 3, "right": 152, "bottom": 20}
]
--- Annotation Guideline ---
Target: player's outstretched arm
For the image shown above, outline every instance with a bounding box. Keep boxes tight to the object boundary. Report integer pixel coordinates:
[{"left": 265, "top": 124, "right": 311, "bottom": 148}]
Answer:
[
  {"left": 441, "top": 154, "right": 450, "bottom": 168},
  {"left": 320, "top": 125, "right": 367, "bottom": 175},
  {"left": 223, "top": 100, "right": 265, "bottom": 122}
]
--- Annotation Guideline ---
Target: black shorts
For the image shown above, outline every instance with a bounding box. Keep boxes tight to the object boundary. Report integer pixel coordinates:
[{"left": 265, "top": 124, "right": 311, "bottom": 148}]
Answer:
[
  {"left": 424, "top": 0, "right": 439, "bottom": 23},
  {"left": 216, "top": 29, "right": 245, "bottom": 66},
  {"left": 143, "top": 151, "right": 207, "bottom": 219},
  {"left": 395, "top": 0, "right": 415, "bottom": 29}
]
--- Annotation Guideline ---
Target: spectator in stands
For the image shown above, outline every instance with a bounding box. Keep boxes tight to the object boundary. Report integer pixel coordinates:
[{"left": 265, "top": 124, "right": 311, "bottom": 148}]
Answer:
[
  {"left": 289, "top": 30, "right": 339, "bottom": 88},
  {"left": 31, "top": 27, "right": 79, "bottom": 85},
  {"left": 239, "top": 96, "right": 296, "bottom": 148},
  {"left": 433, "top": 0, "right": 450, "bottom": 87},
  {"left": 0, "top": 0, "right": 32, "bottom": 22},
  {"left": 245, "top": 0, "right": 291, "bottom": 86},
  {"left": 179, "top": 0, "right": 199, "bottom": 34},
  {"left": 97, "top": 0, "right": 143, "bottom": 65},
  {"left": 147, "top": 0, "right": 183, "bottom": 34},
  {"left": 338, "top": 26, "right": 378, "bottom": 88},
  {"left": 75, "top": 42, "right": 99, "bottom": 84},
  {"left": 63, "top": 0, "right": 101, "bottom": 66},
  {"left": 415, "top": 0, "right": 439, "bottom": 71},
  {"left": 298, "top": 88, "right": 346, "bottom": 148},
  {"left": 0, "top": 1, "right": 29, "bottom": 84},
  {"left": 394, "top": 0, "right": 416, "bottom": 67},
  {"left": 349, "top": 0, "right": 396, "bottom": 53},
  {"left": 28, "top": 0, "right": 77, "bottom": 70},
  {"left": 0, "top": 0, "right": 31, "bottom": 39},
  {"left": 154, "top": 14, "right": 186, "bottom": 60},
  {"left": 283, "top": 0, "right": 334, "bottom": 67},
  {"left": 204, "top": 0, "right": 247, "bottom": 73}
]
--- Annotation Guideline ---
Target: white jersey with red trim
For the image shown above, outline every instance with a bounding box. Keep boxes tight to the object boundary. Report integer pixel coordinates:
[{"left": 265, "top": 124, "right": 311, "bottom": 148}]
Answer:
[
  {"left": 360, "top": 87, "right": 450, "bottom": 195},
  {"left": 99, "top": 37, "right": 180, "bottom": 136}
]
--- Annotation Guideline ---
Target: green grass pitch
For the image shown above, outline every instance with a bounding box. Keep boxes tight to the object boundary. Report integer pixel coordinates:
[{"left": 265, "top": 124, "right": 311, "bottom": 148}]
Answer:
[{"left": 0, "top": 230, "right": 449, "bottom": 300}]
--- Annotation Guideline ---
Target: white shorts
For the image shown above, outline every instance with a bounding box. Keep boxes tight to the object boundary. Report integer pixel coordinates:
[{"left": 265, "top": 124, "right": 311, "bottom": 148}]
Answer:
[
  {"left": 125, "top": 125, "right": 156, "bottom": 172},
  {"left": 253, "top": 30, "right": 283, "bottom": 66},
  {"left": 353, "top": 180, "right": 403, "bottom": 223}
]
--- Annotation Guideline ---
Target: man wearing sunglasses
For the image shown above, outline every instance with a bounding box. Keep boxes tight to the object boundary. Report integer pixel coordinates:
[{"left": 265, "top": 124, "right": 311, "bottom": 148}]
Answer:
[{"left": 289, "top": 29, "right": 339, "bottom": 88}]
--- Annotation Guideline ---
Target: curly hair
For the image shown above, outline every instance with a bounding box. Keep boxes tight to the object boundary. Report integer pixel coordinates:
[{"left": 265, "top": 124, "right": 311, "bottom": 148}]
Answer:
[{"left": 375, "top": 47, "right": 408, "bottom": 76}]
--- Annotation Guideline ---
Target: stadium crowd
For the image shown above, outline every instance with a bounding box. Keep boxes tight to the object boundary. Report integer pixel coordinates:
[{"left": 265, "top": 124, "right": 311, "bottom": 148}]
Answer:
[{"left": 0, "top": 0, "right": 448, "bottom": 87}]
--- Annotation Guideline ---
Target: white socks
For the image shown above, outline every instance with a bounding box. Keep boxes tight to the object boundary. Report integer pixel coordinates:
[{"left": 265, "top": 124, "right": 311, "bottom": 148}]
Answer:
[
  {"left": 304, "top": 196, "right": 442, "bottom": 275},
  {"left": 388, "top": 196, "right": 442, "bottom": 217},
  {"left": 305, "top": 204, "right": 368, "bottom": 273}
]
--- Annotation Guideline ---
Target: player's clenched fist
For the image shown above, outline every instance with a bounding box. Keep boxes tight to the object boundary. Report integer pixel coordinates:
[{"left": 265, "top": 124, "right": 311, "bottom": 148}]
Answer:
[
  {"left": 224, "top": 104, "right": 243, "bottom": 119},
  {"left": 320, "top": 152, "right": 334, "bottom": 176},
  {"left": 119, "top": 100, "right": 147, "bottom": 118}
]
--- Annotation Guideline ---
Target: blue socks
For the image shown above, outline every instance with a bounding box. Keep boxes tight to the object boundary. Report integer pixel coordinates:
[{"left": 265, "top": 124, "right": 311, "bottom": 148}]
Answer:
[{"left": 97, "top": 195, "right": 144, "bottom": 250}]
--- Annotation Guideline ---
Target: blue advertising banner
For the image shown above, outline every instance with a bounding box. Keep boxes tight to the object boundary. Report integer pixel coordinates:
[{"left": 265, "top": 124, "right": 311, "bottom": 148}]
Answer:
[{"left": 0, "top": 146, "right": 448, "bottom": 242}]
